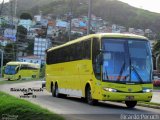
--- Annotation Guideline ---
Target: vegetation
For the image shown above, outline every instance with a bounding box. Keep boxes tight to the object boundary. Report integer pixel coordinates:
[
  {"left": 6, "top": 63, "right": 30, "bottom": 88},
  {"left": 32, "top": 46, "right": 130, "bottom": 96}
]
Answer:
[
  {"left": 153, "top": 41, "right": 160, "bottom": 71},
  {"left": 27, "top": 0, "right": 160, "bottom": 37},
  {"left": 20, "top": 12, "right": 33, "bottom": 20},
  {"left": 40, "top": 65, "right": 45, "bottom": 78},
  {"left": 3, "top": 0, "right": 160, "bottom": 37},
  {"left": 16, "top": 25, "right": 27, "bottom": 42},
  {"left": 25, "top": 40, "right": 34, "bottom": 55},
  {"left": 3, "top": 43, "right": 17, "bottom": 64},
  {"left": 138, "top": 101, "right": 160, "bottom": 106},
  {"left": 154, "top": 86, "right": 160, "bottom": 90},
  {"left": 0, "top": 91, "right": 64, "bottom": 120}
]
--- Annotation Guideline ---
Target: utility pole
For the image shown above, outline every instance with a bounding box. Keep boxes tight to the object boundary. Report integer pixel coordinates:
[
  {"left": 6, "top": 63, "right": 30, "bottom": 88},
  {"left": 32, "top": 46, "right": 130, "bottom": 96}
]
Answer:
[
  {"left": 0, "top": 49, "right": 4, "bottom": 78},
  {"left": 0, "top": 0, "right": 4, "bottom": 16},
  {"left": 68, "top": 0, "right": 72, "bottom": 41},
  {"left": 87, "top": 0, "right": 92, "bottom": 35},
  {"left": 14, "top": 0, "right": 17, "bottom": 17}
]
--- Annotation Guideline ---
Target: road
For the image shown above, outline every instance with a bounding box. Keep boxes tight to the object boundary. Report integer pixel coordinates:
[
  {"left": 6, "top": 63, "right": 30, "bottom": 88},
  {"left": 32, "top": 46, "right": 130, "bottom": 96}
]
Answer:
[{"left": 0, "top": 81, "right": 160, "bottom": 120}]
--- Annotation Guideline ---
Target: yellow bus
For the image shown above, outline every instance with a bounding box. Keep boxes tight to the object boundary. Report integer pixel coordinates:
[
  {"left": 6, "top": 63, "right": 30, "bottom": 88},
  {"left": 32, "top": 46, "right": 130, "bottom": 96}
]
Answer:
[
  {"left": 4, "top": 62, "right": 40, "bottom": 80},
  {"left": 46, "top": 33, "right": 153, "bottom": 108}
]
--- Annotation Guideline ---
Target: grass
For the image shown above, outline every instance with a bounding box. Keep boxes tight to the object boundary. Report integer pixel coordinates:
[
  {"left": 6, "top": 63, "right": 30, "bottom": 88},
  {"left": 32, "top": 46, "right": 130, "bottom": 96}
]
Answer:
[
  {"left": 153, "top": 86, "right": 160, "bottom": 90},
  {"left": 0, "top": 91, "right": 64, "bottom": 120},
  {"left": 138, "top": 101, "right": 160, "bottom": 106}
]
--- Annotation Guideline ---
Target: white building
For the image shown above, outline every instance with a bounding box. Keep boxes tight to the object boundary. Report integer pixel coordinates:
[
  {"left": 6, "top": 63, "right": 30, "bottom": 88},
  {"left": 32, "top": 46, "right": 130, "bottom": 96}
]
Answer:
[
  {"left": 129, "top": 28, "right": 135, "bottom": 33},
  {"left": 0, "top": 37, "right": 12, "bottom": 46},
  {"left": 149, "top": 40, "right": 157, "bottom": 50},
  {"left": 18, "top": 55, "right": 43, "bottom": 65},
  {"left": 34, "top": 37, "right": 52, "bottom": 61},
  {"left": 112, "top": 24, "right": 120, "bottom": 33},
  {"left": 19, "top": 19, "right": 33, "bottom": 31},
  {"left": 4, "top": 28, "right": 17, "bottom": 41},
  {"left": 34, "top": 15, "right": 42, "bottom": 22}
]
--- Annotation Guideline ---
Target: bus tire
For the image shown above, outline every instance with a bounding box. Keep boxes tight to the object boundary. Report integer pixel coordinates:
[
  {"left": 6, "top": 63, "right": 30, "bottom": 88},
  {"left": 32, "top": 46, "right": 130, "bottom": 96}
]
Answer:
[
  {"left": 51, "top": 84, "right": 58, "bottom": 97},
  {"left": 86, "top": 86, "right": 98, "bottom": 105},
  {"left": 18, "top": 76, "right": 21, "bottom": 80},
  {"left": 125, "top": 101, "right": 137, "bottom": 108},
  {"left": 51, "top": 83, "right": 55, "bottom": 97},
  {"left": 54, "top": 84, "right": 60, "bottom": 98}
]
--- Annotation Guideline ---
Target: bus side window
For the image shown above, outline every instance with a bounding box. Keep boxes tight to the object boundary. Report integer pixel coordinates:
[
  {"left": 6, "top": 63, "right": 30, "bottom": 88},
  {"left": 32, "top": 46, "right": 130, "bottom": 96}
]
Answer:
[{"left": 92, "top": 38, "right": 101, "bottom": 80}]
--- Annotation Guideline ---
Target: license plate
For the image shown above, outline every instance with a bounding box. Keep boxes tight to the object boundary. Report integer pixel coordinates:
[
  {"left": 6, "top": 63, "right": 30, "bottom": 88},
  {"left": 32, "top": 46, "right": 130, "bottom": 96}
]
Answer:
[{"left": 126, "top": 96, "right": 134, "bottom": 100}]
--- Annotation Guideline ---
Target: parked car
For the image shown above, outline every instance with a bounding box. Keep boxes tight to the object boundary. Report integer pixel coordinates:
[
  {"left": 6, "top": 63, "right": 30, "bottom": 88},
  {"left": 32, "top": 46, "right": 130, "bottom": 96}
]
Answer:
[{"left": 153, "top": 76, "right": 160, "bottom": 87}]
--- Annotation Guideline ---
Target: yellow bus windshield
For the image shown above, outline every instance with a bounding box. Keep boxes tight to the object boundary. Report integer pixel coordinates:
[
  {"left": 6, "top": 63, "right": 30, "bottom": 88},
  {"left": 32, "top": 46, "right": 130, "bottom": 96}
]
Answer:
[
  {"left": 4, "top": 65, "right": 19, "bottom": 75},
  {"left": 102, "top": 38, "right": 152, "bottom": 84}
]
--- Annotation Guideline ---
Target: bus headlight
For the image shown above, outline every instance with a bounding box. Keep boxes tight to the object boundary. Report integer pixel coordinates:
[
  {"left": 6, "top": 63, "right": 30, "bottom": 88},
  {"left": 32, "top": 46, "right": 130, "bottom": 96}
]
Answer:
[
  {"left": 143, "top": 89, "right": 152, "bottom": 93},
  {"left": 103, "top": 88, "right": 117, "bottom": 92}
]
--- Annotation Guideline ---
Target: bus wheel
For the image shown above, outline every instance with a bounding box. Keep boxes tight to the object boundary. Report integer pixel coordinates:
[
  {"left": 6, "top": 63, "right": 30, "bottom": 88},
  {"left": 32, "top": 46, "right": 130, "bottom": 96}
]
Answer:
[
  {"left": 54, "top": 84, "right": 59, "bottom": 98},
  {"left": 86, "top": 86, "right": 98, "bottom": 105},
  {"left": 125, "top": 101, "right": 137, "bottom": 108},
  {"left": 18, "top": 76, "right": 21, "bottom": 80}
]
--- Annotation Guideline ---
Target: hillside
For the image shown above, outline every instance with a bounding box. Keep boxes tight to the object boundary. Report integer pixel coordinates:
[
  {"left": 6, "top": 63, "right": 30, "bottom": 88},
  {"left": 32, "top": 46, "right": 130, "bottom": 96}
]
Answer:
[
  {"left": 17, "top": 0, "right": 56, "bottom": 11},
  {"left": 0, "top": 0, "right": 55, "bottom": 16},
  {"left": 2, "top": 0, "right": 160, "bottom": 34},
  {"left": 28, "top": 0, "right": 160, "bottom": 34}
]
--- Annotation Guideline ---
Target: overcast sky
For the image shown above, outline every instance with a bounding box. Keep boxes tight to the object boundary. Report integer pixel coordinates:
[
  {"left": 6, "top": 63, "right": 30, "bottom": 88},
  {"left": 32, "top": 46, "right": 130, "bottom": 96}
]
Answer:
[
  {"left": 119, "top": 0, "right": 160, "bottom": 13},
  {"left": 1, "top": 0, "right": 160, "bottom": 13}
]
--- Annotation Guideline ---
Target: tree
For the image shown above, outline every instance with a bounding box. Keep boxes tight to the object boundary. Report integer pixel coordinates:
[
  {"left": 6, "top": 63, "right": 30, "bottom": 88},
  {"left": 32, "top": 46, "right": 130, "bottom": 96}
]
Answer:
[
  {"left": 25, "top": 40, "right": 34, "bottom": 55},
  {"left": 4, "top": 43, "right": 17, "bottom": 64},
  {"left": 16, "top": 25, "right": 27, "bottom": 42},
  {"left": 153, "top": 41, "right": 160, "bottom": 71},
  {"left": 20, "top": 12, "right": 33, "bottom": 20}
]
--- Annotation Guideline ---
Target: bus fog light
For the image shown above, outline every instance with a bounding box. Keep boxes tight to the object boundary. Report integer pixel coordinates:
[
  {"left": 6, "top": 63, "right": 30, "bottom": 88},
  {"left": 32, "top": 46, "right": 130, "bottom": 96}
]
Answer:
[
  {"left": 103, "top": 88, "right": 117, "bottom": 92},
  {"left": 143, "top": 89, "right": 152, "bottom": 93}
]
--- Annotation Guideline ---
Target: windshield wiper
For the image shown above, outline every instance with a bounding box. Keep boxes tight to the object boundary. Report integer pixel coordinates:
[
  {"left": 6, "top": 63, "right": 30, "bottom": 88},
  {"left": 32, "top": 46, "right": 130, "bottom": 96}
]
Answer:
[
  {"left": 117, "top": 61, "right": 125, "bottom": 81},
  {"left": 131, "top": 65, "right": 143, "bottom": 83},
  {"left": 104, "top": 68, "right": 109, "bottom": 80}
]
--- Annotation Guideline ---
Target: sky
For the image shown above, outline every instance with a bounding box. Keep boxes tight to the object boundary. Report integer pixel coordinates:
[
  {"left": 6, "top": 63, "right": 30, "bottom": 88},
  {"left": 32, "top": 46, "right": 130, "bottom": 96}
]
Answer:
[
  {"left": 118, "top": 0, "right": 160, "bottom": 13},
  {"left": 1, "top": 0, "right": 160, "bottom": 13}
]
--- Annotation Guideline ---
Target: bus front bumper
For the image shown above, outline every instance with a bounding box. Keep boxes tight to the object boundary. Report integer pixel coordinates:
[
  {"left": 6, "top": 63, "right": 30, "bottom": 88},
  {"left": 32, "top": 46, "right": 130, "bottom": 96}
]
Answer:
[
  {"left": 4, "top": 75, "right": 17, "bottom": 81},
  {"left": 101, "top": 92, "right": 152, "bottom": 102}
]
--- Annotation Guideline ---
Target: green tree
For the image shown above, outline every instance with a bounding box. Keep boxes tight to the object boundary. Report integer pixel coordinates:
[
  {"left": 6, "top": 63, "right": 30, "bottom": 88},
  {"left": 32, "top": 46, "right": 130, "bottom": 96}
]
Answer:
[
  {"left": 153, "top": 41, "right": 160, "bottom": 71},
  {"left": 4, "top": 43, "right": 17, "bottom": 64},
  {"left": 20, "top": 12, "right": 33, "bottom": 20},
  {"left": 16, "top": 25, "right": 27, "bottom": 42},
  {"left": 40, "top": 65, "right": 45, "bottom": 78},
  {"left": 25, "top": 41, "right": 34, "bottom": 55}
]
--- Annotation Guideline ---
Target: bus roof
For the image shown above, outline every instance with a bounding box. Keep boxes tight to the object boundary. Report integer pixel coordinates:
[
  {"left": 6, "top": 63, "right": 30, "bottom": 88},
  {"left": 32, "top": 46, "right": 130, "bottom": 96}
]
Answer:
[
  {"left": 48, "top": 33, "right": 148, "bottom": 52},
  {"left": 6, "top": 61, "right": 40, "bottom": 67}
]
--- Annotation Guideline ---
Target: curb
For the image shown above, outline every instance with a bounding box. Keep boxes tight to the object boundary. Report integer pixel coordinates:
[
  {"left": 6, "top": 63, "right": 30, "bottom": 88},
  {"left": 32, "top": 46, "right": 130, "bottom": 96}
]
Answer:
[
  {"left": 137, "top": 103, "right": 160, "bottom": 109},
  {"left": 153, "top": 90, "right": 160, "bottom": 92}
]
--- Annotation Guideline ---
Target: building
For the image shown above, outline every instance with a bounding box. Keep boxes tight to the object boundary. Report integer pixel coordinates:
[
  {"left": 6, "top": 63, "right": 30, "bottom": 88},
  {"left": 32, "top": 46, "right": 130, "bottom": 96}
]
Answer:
[
  {"left": 18, "top": 19, "right": 33, "bottom": 31},
  {"left": 34, "top": 15, "right": 42, "bottom": 22},
  {"left": 34, "top": 37, "right": 52, "bottom": 61},
  {"left": 18, "top": 55, "right": 43, "bottom": 65},
  {"left": 149, "top": 40, "right": 157, "bottom": 50},
  {"left": 56, "top": 20, "right": 68, "bottom": 28},
  {"left": 4, "top": 28, "right": 17, "bottom": 41},
  {"left": 0, "top": 36, "right": 13, "bottom": 46},
  {"left": 112, "top": 24, "right": 120, "bottom": 33}
]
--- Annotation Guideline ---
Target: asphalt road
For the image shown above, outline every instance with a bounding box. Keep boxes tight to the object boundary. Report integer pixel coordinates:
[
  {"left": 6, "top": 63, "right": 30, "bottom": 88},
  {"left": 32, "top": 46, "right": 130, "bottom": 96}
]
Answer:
[{"left": 0, "top": 81, "right": 160, "bottom": 120}]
